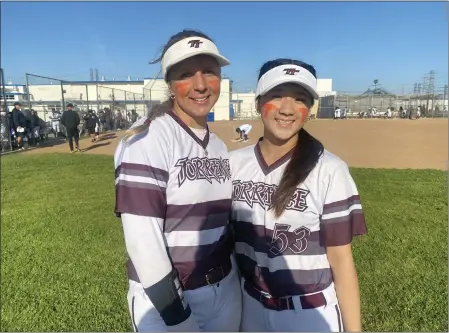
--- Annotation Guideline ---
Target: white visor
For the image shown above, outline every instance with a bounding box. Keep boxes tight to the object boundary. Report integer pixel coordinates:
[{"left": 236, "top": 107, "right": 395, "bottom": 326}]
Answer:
[
  {"left": 255, "top": 64, "right": 319, "bottom": 100},
  {"left": 161, "top": 37, "right": 230, "bottom": 79}
]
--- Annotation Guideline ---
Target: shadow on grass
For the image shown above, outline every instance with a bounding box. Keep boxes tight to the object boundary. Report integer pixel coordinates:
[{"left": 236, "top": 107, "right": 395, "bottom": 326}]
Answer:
[
  {"left": 81, "top": 142, "right": 111, "bottom": 152},
  {"left": 98, "top": 133, "right": 117, "bottom": 141}
]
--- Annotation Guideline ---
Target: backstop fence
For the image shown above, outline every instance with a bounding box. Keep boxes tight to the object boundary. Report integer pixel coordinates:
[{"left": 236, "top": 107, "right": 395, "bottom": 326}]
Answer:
[
  {"left": 25, "top": 73, "right": 90, "bottom": 122},
  {"left": 96, "top": 85, "right": 146, "bottom": 118},
  {"left": 1, "top": 68, "right": 13, "bottom": 151},
  {"left": 24, "top": 73, "right": 157, "bottom": 125},
  {"left": 231, "top": 86, "right": 448, "bottom": 121},
  {"left": 332, "top": 89, "right": 448, "bottom": 118}
]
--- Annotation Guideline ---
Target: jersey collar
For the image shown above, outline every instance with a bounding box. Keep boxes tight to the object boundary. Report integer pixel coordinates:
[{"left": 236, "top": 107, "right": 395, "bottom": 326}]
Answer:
[
  {"left": 254, "top": 138, "right": 294, "bottom": 176},
  {"left": 168, "top": 111, "right": 210, "bottom": 150}
]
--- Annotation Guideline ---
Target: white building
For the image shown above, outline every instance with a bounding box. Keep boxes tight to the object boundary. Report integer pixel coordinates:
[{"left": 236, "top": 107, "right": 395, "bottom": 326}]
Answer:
[
  {"left": 231, "top": 78, "right": 336, "bottom": 119},
  {"left": 2, "top": 84, "right": 28, "bottom": 102}
]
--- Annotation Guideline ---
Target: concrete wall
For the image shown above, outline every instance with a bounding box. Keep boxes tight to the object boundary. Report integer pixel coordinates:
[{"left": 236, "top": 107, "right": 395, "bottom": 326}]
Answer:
[{"left": 213, "top": 79, "right": 231, "bottom": 121}]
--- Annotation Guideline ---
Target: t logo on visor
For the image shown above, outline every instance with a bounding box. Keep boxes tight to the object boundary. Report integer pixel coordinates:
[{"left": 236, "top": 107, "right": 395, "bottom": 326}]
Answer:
[
  {"left": 187, "top": 40, "right": 203, "bottom": 48},
  {"left": 283, "top": 68, "right": 300, "bottom": 75}
]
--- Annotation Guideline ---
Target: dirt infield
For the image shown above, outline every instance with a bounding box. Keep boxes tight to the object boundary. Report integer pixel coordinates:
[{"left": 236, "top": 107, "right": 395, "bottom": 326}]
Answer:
[{"left": 26, "top": 118, "right": 447, "bottom": 170}]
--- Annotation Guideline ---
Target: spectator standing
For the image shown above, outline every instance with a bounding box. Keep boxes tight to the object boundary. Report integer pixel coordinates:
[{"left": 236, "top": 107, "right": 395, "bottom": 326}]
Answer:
[
  {"left": 98, "top": 110, "right": 106, "bottom": 132},
  {"left": 61, "top": 103, "right": 81, "bottom": 153},
  {"left": 84, "top": 109, "right": 100, "bottom": 142},
  {"left": 115, "top": 110, "right": 123, "bottom": 129},
  {"left": 131, "top": 109, "right": 139, "bottom": 123},
  {"left": 11, "top": 102, "right": 26, "bottom": 150},
  {"left": 30, "top": 109, "right": 41, "bottom": 146}
]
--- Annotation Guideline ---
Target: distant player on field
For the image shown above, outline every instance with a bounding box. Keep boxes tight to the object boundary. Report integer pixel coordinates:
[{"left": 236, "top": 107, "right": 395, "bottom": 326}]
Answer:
[
  {"left": 334, "top": 106, "right": 341, "bottom": 120},
  {"left": 114, "top": 29, "right": 241, "bottom": 332},
  {"left": 230, "top": 58, "right": 368, "bottom": 332},
  {"left": 235, "top": 123, "right": 252, "bottom": 142}
]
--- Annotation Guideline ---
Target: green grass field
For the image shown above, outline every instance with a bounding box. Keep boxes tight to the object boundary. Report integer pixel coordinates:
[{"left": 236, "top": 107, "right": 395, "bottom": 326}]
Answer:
[{"left": 1, "top": 154, "right": 447, "bottom": 332}]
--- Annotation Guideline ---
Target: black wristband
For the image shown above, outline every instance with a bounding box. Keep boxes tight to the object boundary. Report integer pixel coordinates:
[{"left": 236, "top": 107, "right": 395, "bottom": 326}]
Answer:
[{"left": 144, "top": 269, "right": 191, "bottom": 326}]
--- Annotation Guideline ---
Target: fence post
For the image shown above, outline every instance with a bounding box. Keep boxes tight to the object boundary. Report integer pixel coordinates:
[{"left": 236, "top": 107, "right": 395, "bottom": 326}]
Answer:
[
  {"left": 60, "top": 81, "right": 65, "bottom": 110},
  {"left": 25, "top": 74, "right": 32, "bottom": 111},
  {"left": 96, "top": 84, "right": 100, "bottom": 112},
  {"left": 112, "top": 88, "right": 115, "bottom": 112},
  {"left": 125, "top": 92, "right": 127, "bottom": 113},
  {"left": 85, "top": 85, "right": 89, "bottom": 111},
  {"left": 1, "top": 68, "right": 12, "bottom": 151}
]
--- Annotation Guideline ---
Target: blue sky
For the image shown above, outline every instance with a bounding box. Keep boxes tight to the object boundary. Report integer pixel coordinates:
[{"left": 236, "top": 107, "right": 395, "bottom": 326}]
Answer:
[{"left": 1, "top": 1, "right": 447, "bottom": 93}]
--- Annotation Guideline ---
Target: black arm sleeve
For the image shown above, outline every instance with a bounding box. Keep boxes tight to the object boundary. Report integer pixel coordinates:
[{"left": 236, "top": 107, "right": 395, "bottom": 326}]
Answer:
[{"left": 144, "top": 269, "right": 192, "bottom": 326}]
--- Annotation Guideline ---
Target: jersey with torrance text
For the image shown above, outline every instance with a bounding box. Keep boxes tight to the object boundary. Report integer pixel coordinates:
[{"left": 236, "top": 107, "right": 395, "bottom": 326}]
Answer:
[
  {"left": 115, "top": 111, "right": 233, "bottom": 287},
  {"left": 230, "top": 142, "right": 367, "bottom": 298}
]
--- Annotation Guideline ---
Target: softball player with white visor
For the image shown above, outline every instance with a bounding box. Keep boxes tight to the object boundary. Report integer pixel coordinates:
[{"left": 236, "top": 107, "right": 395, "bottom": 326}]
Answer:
[
  {"left": 114, "top": 30, "right": 241, "bottom": 332},
  {"left": 230, "top": 58, "right": 368, "bottom": 332}
]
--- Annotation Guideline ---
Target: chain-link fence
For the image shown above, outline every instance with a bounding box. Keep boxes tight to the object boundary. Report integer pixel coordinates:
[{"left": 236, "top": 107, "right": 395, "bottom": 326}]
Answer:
[
  {"left": 26, "top": 73, "right": 87, "bottom": 139},
  {"left": 62, "top": 82, "right": 90, "bottom": 113},
  {"left": 332, "top": 87, "right": 448, "bottom": 119},
  {"left": 96, "top": 85, "right": 146, "bottom": 130},
  {"left": 25, "top": 74, "right": 65, "bottom": 123},
  {"left": 142, "top": 72, "right": 165, "bottom": 118},
  {"left": 333, "top": 92, "right": 398, "bottom": 117},
  {"left": 25, "top": 73, "right": 153, "bottom": 134},
  {"left": 0, "top": 68, "right": 13, "bottom": 152},
  {"left": 315, "top": 95, "right": 335, "bottom": 119},
  {"left": 231, "top": 93, "right": 257, "bottom": 120}
]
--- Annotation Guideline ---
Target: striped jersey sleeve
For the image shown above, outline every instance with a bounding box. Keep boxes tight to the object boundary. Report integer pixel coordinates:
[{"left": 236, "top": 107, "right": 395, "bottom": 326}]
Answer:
[
  {"left": 115, "top": 127, "right": 170, "bottom": 218},
  {"left": 114, "top": 125, "right": 196, "bottom": 328},
  {"left": 319, "top": 162, "right": 368, "bottom": 246}
]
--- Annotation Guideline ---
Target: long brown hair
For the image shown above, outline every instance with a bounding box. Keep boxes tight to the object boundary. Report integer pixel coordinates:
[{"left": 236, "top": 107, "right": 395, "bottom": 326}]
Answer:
[
  {"left": 123, "top": 29, "right": 215, "bottom": 141},
  {"left": 257, "top": 59, "right": 324, "bottom": 218}
]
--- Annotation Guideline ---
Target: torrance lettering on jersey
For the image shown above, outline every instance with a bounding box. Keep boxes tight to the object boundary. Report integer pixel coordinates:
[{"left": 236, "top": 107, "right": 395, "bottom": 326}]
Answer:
[
  {"left": 232, "top": 180, "right": 309, "bottom": 211},
  {"left": 175, "top": 157, "right": 231, "bottom": 186}
]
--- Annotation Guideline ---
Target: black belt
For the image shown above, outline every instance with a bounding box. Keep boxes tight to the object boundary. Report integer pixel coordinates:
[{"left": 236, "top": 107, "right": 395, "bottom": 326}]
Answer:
[
  {"left": 126, "top": 257, "right": 232, "bottom": 290},
  {"left": 244, "top": 280, "right": 327, "bottom": 311},
  {"left": 183, "top": 257, "right": 232, "bottom": 290}
]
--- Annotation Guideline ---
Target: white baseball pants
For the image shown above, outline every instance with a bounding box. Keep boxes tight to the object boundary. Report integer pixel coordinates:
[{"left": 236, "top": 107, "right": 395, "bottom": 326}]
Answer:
[
  {"left": 52, "top": 122, "right": 60, "bottom": 133},
  {"left": 240, "top": 280, "right": 343, "bottom": 332},
  {"left": 127, "top": 267, "right": 242, "bottom": 332}
]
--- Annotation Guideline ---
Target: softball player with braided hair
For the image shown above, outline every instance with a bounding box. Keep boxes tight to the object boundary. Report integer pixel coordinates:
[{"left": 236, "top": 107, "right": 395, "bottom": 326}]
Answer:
[
  {"left": 230, "top": 58, "right": 368, "bottom": 332},
  {"left": 114, "top": 29, "right": 241, "bottom": 332}
]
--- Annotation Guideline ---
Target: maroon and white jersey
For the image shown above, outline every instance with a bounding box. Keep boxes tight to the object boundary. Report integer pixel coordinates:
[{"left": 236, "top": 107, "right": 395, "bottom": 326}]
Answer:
[
  {"left": 230, "top": 141, "right": 367, "bottom": 298},
  {"left": 114, "top": 111, "right": 232, "bottom": 288}
]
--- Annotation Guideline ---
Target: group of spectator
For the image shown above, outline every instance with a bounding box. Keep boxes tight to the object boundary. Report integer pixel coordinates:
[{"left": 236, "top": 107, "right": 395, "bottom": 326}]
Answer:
[
  {"left": 96, "top": 107, "right": 140, "bottom": 131},
  {"left": 1, "top": 102, "right": 47, "bottom": 151},
  {"left": 0, "top": 102, "right": 142, "bottom": 152}
]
